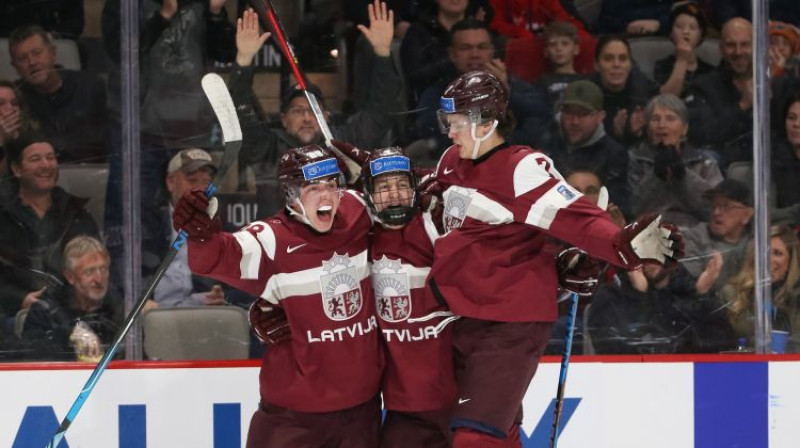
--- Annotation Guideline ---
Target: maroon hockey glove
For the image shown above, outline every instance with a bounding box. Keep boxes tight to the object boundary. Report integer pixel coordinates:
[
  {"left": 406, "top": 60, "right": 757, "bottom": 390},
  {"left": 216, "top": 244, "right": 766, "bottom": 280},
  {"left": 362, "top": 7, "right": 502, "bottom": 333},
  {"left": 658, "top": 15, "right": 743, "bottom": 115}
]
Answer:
[
  {"left": 613, "top": 214, "right": 684, "bottom": 270},
  {"left": 172, "top": 189, "right": 221, "bottom": 242},
  {"left": 418, "top": 173, "right": 444, "bottom": 233},
  {"left": 249, "top": 300, "right": 291, "bottom": 345},
  {"left": 557, "top": 247, "right": 603, "bottom": 297},
  {"left": 330, "top": 139, "right": 368, "bottom": 187}
]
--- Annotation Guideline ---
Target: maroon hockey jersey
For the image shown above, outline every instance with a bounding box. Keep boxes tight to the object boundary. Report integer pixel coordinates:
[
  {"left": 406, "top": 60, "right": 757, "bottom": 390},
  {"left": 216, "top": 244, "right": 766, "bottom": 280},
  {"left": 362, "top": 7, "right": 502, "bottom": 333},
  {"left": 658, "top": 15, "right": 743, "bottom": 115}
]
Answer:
[
  {"left": 370, "top": 212, "right": 457, "bottom": 412},
  {"left": 187, "top": 192, "right": 383, "bottom": 412},
  {"left": 429, "top": 144, "right": 631, "bottom": 322}
]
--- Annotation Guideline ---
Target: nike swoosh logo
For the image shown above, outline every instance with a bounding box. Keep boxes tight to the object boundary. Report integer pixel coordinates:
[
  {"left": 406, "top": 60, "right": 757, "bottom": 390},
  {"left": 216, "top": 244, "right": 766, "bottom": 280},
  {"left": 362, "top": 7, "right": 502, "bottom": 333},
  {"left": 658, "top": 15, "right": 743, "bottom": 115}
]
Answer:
[
  {"left": 286, "top": 244, "right": 307, "bottom": 254},
  {"left": 458, "top": 398, "right": 471, "bottom": 405},
  {"left": 444, "top": 167, "right": 455, "bottom": 175}
]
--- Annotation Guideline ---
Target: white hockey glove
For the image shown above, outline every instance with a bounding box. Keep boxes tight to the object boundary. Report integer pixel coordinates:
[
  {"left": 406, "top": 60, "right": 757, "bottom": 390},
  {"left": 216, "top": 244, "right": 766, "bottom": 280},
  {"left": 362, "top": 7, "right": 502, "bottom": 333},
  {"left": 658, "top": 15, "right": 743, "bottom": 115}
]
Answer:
[{"left": 613, "top": 214, "right": 683, "bottom": 269}]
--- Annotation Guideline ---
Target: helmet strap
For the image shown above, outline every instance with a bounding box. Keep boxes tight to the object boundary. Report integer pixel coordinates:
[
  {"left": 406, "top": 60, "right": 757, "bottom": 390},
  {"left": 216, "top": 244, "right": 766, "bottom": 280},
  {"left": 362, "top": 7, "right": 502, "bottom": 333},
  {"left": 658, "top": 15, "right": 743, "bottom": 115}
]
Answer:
[{"left": 469, "top": 119, "right": 498, "bottom": 159}]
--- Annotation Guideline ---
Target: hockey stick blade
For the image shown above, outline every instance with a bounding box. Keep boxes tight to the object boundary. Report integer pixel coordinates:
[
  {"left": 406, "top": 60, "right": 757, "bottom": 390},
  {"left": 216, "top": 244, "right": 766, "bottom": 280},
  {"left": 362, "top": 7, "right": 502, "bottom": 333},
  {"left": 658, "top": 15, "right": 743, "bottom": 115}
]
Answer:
[{"left": 47, "top": 73, "right": 243, "bottom": 448}]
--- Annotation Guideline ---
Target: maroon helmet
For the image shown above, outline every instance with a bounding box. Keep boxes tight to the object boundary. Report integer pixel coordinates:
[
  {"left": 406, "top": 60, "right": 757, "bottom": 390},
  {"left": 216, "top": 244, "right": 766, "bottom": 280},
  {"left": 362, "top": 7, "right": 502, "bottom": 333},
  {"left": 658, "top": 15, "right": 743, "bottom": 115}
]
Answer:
[
  {"left": 438, "top": 70, "right": 509, "bottom": 131},
  {"left": 278, "top": 145, "right": 342, "bottom": 202},
  {"left": 361, "top": 146, "right": 417, "bottom": 226}
]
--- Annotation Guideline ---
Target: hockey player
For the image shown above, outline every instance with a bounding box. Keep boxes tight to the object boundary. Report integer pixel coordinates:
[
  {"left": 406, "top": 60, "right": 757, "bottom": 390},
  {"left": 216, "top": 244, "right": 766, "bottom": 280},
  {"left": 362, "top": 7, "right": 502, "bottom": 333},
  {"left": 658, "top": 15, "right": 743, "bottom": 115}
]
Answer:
[
  {"left": 430, "top": 70, "right": 682, "bottom": 447},
  {"left": 172, "top": 145, "right": 383, "bottom": 448},
  {"left": 361, "top": 146, "right": 456, "bottom": 447}
]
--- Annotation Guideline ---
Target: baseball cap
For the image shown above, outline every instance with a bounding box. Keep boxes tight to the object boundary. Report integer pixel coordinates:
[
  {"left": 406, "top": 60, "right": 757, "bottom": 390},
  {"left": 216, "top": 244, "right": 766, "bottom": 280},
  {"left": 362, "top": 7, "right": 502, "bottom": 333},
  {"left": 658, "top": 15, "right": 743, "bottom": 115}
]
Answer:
[
  {"left": 281, "top": 82, "right": 325, "bottom": 112},
  {"left": 560, "top": 80, "right": 604, "bottom": 112},
  {"left": 167, "top": 148, "right": 217, "bottom": 175},
  {"left": 704, "top": 179, "right": 752, "bottom": 207}
]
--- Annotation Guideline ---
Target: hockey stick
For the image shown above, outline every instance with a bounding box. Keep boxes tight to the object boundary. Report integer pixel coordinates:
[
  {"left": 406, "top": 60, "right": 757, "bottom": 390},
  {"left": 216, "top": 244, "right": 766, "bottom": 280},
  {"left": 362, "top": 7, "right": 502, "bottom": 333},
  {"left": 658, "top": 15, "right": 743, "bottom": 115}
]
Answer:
[
  {"left": 46, "top": 73, "right": 241, "bottom": 448},
  {"left": 549, "top": 291, "right": 580, "bottom": 448},
  {"left": 249, "top": 0, "right": 362, "bottom": 179}
]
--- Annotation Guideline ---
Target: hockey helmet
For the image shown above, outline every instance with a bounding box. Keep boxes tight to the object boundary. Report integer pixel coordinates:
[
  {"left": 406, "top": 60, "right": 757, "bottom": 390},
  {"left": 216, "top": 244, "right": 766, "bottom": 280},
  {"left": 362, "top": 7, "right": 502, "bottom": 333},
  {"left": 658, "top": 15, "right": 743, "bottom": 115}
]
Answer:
[
  {"left": 278, "top": 144, "right": 342, "bottom": 203},
  {"left": 362, "top": 147, "right": 417, "bottom": 226},
  {"left": 437, "top": 70, "right": 509, "bottom": 134}
]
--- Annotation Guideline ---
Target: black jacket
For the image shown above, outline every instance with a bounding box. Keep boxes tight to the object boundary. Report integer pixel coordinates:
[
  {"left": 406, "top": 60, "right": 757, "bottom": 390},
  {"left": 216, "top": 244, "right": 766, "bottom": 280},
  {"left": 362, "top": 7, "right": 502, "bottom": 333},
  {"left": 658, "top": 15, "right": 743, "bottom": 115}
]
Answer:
[
  {"left": 22, "top": 286, "right": 123, "bottom": 361},
  {"left": 0, "top": 183, "right": 98, "bottom": 315},
  {"left": 229, "top": 58, "right": 402, "bottom": 218},
  {"left": 685, "top": 63, "right": 752, "bottom": 166}
]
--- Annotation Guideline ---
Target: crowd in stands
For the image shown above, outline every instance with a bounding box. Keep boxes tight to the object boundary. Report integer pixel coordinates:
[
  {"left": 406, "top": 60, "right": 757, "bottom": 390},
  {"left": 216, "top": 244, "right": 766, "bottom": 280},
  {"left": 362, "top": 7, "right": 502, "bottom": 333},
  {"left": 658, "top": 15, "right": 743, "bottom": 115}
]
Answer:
[{"left": 2, "top": 0, "right": 800, "bottom": 361}]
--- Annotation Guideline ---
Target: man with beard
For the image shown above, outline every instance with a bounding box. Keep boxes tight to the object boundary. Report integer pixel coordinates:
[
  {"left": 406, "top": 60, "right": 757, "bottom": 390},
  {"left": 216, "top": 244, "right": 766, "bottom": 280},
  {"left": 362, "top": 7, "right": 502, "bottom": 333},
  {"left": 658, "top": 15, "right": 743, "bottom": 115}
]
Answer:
[
  {"left": 22, "top": 236, "right": 143, "bottom": 361},
  {"left": 229, "top": 2, "right": 401, "bottom": 217},
  {"left": 0, "top": 133, "right": 98, "bottom": 338}
]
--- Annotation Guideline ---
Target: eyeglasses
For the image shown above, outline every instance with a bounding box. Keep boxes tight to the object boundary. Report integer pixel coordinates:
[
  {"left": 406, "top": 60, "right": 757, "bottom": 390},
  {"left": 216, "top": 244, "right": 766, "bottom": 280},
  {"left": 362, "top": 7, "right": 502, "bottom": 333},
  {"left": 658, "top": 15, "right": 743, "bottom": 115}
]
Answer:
[
  {"left": 286, "top": 107, "right": 314, "bottom": 117},
  {"left": 713, "top": 202, "right": 748, "bottom": 212}
]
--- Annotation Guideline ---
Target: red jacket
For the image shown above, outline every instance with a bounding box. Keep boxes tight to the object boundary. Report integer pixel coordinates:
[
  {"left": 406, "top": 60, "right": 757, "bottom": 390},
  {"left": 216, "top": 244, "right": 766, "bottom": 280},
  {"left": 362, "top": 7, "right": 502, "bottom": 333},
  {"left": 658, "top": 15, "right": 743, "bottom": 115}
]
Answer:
[{"left": 490, "top": 0, "right": 589, "bottom": 39}]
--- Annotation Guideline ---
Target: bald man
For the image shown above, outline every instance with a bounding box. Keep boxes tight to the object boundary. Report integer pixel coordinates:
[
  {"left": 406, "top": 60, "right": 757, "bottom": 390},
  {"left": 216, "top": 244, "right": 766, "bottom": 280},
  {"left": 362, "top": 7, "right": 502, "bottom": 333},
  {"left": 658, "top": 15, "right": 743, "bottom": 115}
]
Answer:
[{"left": 685, "top": 17, "right": 755, "bottom": 167}]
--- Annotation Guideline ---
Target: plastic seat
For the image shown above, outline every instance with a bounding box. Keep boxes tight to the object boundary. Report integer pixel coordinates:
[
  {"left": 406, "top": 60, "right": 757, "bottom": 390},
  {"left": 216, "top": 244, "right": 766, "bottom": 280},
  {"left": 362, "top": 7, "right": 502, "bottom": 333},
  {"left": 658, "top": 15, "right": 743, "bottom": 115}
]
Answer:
[
  {"left": 56, "top": 163, "right": 109, "bottom": 228},
  {"left": 629, "top": 36, "right": 721, "bottom": 80},
  {"left": 142, "top": 307, "right": 251, "bottom": 361},
  {"left": 0, "top": 37, "right": 81, "bottom": 81}
]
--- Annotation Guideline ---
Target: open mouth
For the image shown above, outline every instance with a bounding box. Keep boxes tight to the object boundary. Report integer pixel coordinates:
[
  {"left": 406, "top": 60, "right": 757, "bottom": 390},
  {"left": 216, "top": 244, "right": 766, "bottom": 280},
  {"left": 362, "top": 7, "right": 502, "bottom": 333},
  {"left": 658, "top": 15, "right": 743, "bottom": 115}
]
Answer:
[{"left": 317, "top": 205, "right": 333, "bottom": 222}]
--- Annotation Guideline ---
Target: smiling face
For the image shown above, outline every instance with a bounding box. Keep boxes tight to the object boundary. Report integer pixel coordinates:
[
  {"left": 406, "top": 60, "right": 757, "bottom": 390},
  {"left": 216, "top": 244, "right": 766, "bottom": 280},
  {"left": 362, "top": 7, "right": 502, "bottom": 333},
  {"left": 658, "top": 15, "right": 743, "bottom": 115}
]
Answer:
[
  {"left": 720, "top": 19, "right": 753, "bottom": 77},
  {"left": 291, "top": 177, "right": 341, "bottom": 233},
  {"left": 771, "top": 235, "right": 791, "bottom": 282},
  {"left": 10, "top": 34, "right": 58, "bottom": 88},
  {"left": 11, "top": 141, "right": 58, "bottom": 194},
  {"left": 65, "top": 250, "right": 110, "bottom": 305},
  {"left": 371, "top": 173, "right": 413, "bottom": 228}
]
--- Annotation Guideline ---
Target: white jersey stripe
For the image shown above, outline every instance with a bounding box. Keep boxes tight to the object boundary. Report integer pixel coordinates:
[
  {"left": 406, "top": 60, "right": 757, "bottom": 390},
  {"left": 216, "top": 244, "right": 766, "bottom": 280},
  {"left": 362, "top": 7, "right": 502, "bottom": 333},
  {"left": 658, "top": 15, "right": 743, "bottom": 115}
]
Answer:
[
  {"left": 444, "top": 186, "right": 514, "bottom": 225},
  {"left": 405, "top": 264, "right": 431, "bottom": 289},
  {"left": 233, "top": 231, "right": 263, "bottom": 280},
  {"left": 513, "top": 153, "right": 552, "bottom": 197},
  {"left": 260, "top": 250, "right": 370, "bottom": 304},
  {"left": 525, "top": 181, "right": 581, "bottom": 230},
  {"left": 421, "top": 211, "right": 440, "bottom": 245}
]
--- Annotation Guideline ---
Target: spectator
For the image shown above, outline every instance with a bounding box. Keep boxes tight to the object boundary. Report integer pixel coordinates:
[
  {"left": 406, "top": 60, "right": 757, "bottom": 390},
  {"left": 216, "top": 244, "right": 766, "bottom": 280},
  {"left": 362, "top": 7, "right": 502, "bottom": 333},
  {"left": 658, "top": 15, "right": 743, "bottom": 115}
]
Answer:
[
  {"left": 595, "top": 0, "right": 676, "bottom": 36},
  {"left": 685, "top": 17, "right": 753, "bottom": 167},
  {"left": 413, "top": 17, "right": 552, "bottom": 156},
  {"left": 401, "top": 0, "right": 491, "bottom": 102},
  {"left": 591, "top": 35, "right": 659, "bottom": 145},
  {"left": 0, "top": 80, "right": 38, "bottom": 177},
  {"left": 768, "top": 21, "right": 800, "bottom": 78},
  {"left": 22, "top": 236, "right": 142, "bottom": 361},
  {"left": 548, "top": 80, "right": 630, "bottom": 212},
  {"left": 628, "top": 93, "right": 723, "bottom": 227},
  {"left": 656, "top": 2, "right": 716, "bottom": 97},
  {"left": 534, "top": 21, "right": 586, "bottom": 110},
  {"left": 0, "top": 133, "right": 98, "bottom": 331},
  {"left": 152, "top": 148, "right": 231, "bottom": 308},
  {"left": 8, "top": 25, "right": 108, "bottom": 164},
  {"left": 230, "top": 4, "right": 401, "bottom": 217},
  {"left": 0, "top": 0, "right": 84, "bottom": 39},
  {"left": 488, "top": 0, "right": 589, "bottom": 39},
  {"left": 719, "top": 224, "right": 800, "bottom": 352},
  {"left": 588, "top": 260, "right": 736, "bottom": 354},
  {"left": 772, "top": 93, "right": 800, "bottom": 209},
  {"left": 101, "top": 0, "right": 237, "bottom": 281},
  {"left": 682, "top": 179, "right": 754, "bottom": 296}
]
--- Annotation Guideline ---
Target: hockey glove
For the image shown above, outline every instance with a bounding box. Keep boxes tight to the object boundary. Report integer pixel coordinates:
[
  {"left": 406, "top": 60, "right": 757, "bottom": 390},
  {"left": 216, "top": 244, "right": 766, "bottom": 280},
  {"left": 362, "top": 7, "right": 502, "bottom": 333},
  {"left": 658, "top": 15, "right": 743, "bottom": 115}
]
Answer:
[
  {"left": 330, "top": 139, "right": 368, "bottom": 187},
  {"left": 613, "top": 214, "right": 684, "bottom": 269},
  {"left": 557, "top": 247, "right": 603, "bottom": 297},
  {"left": 172, "top": 189, "right": 221, "bottom": 242},
  {"left": 249, "top": 300, "right": 291, "bottom": 345}
]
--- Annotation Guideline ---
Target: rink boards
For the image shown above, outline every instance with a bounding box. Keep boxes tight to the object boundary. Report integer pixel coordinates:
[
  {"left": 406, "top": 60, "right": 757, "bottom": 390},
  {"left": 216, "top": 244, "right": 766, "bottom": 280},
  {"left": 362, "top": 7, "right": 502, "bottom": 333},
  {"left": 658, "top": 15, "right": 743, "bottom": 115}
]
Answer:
[{"left": 3, "top": 355, "right": 799, "bottom": 448}]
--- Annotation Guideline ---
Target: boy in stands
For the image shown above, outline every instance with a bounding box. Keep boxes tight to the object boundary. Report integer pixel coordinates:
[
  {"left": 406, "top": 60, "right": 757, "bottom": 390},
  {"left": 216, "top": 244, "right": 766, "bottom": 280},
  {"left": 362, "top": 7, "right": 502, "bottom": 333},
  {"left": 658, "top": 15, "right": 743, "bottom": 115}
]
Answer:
[
  {"left": 173, "top": 145, "right": 383, "bottom": 448},
  {"left": 431, "top": 70, "right": 682, "bottom": 447}
]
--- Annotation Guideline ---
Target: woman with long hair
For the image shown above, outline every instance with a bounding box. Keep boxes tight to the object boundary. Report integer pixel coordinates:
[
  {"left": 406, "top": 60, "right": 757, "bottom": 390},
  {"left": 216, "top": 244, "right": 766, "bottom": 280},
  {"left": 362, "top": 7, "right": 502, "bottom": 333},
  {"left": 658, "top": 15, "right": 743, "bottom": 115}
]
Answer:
[{"left": 721, "top": 224, "right": 800, "bottom": 352}]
